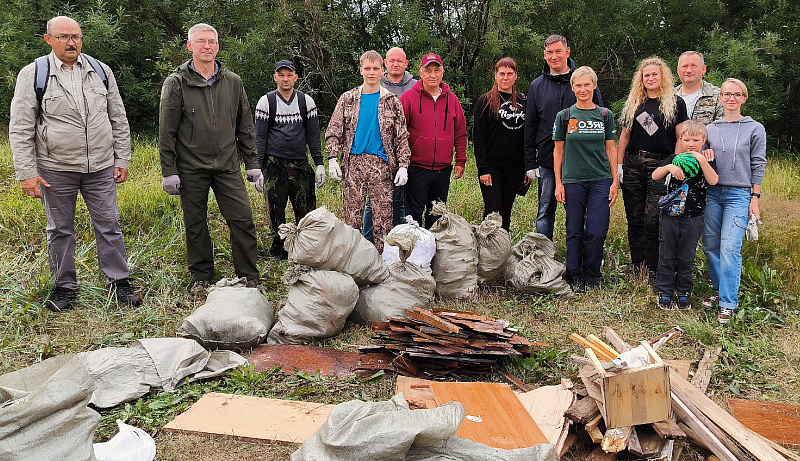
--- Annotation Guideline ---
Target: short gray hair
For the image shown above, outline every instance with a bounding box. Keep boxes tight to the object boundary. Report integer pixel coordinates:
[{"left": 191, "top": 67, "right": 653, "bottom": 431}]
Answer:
[
  {"left": 188, "top": 23, "right": 218, "bottom": 42},
  {"left": 679, "top": 51, "right": 705, "bottom": 66},
  {"left": 46, "top": 16, "right": 79, "bottom": 35},
  {"left": 571, "top": 66, "right": 597, "bottom": 86}
]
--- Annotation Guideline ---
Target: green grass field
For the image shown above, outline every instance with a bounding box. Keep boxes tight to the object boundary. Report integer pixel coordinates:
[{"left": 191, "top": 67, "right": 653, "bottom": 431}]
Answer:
[{"left": 1, "top": 136, "right": 798, "bottom": 459}]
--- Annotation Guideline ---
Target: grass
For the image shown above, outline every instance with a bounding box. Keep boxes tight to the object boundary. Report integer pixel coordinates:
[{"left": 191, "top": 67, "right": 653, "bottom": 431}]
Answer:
[{"left": 1, "top": 136, "right": 799, "bottom": 459}]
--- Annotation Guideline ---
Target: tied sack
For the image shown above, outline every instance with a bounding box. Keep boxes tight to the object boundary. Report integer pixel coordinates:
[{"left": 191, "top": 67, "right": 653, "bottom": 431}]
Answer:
[
  {"left": 505, "top": 232, "right": 555, "bottom": 281},
  {"left": 279, "top": 206, "right": 389, "bottom": 286},
  {"left": 178, "top": 283, "right": 275, "bottom": 351},
  {"left": 352, "top": 233, "right": 436, "bottom": 324},
  {"left": 382, "top": 217, "right": 437, "bottom": 274},
  {"left": 267, "top": 265, "right": 359, "bottom": 344},
  {"left": 473, "top": 212, "right": 511, "bottom": 283},
  {"left": 511, "top": 249, "right": 573, "bottom": 297},
  {"left": 429, "top": 202, "right": 479, "bottom": 299}
]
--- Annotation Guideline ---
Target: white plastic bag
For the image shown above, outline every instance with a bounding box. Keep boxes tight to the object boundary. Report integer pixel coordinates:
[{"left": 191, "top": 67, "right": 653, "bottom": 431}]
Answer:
[
  {"left": 94, "top": 419, "right": 156, "bottom": 461},
  {"left": 382, "top": 217, "right": 437, "bottom": 274}
]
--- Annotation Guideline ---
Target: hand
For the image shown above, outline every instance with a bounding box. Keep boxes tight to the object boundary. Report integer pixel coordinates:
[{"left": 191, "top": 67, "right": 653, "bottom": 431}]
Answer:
[
  {"left": 114, "top": 167, "right": 129, "bottom": 184},
  {"left": 617, "top": 164, "right": 624, "bottom": 184},
  {"left": 554, "top": 183, "right": 565, "bottom": 204},
  {"left": 479, "top": 174, "right": 492, "bottom": 186},
  {"left": 667, "top": 164, "right": 685, "bottom": 181},
  {"left": 750, "top": 196, "right": 760, "bottom": 221},
  {"left": 526, "top": 168, "right": 540, "bottom": 182},
  {"left": 162, "top": 175, "right": 181, "bottom": 195},
  {"left": 20, "top": 176, "right": 50, "bottom": 198},
  {"left": 329, "top": 158, "right": 342, "bottom": 181},
  {"left": 609, "top": 181, "right": 619, "bottom": 207},
  {"left": 316, "top": 165, "right": 326, "bottom": 188},
  {"left": 246, "top": 169, "right": 263, "bottom": 192},
  {"left": 702, "top": 148, "right": 715, "bottom": 161},
  {"left": 394, "top": 167, "right": 408, "bottom": 186},
  {"left": 453, "top": 165, "right": 465, "bottom": 179},
  {"left": 692, "top": 152, "right": 709, "bottom": 164}
]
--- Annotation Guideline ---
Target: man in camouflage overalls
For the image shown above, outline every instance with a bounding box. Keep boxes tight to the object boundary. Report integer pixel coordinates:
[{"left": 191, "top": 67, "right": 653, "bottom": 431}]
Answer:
[{"left": 675, "top": 51, "right": 723, "bottom": 125}]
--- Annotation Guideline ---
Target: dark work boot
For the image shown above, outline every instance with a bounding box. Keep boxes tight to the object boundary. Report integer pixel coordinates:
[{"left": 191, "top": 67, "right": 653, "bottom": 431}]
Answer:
[
  {"left": 112, "top": 278, "right": 143, "bottom": 306},
  {"left": 46, "top": 287, "right": 77, "bottom": 312}
]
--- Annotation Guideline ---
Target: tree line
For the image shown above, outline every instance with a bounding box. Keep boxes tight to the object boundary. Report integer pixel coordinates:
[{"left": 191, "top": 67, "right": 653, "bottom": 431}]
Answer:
[{"left": 1, "top": 0, "right": 797, "bottom": 151}]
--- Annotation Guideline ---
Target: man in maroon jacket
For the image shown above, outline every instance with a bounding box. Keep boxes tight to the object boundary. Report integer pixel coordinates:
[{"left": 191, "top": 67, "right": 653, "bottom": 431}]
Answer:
[{"left": 399, "top": 53, "right": 468, "bottom": 228}]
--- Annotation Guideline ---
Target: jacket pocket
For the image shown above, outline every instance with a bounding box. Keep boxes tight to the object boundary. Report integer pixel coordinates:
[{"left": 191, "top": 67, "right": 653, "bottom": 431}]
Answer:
[
  {"left": 43, "top": 89, "right": 70, "bottom": 116},
  {"left": 190, "top": 109, "right": 196, "bottom": 145},
  {"left": 87, "top": 86, "right": 109, "bottom": 114}
]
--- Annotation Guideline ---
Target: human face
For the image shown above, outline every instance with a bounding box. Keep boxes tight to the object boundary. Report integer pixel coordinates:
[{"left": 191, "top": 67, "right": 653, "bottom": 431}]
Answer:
[
  {"left": 44, "top": 17, "right": 82, "bottom": 66},
  {"left": 677, "top": 54, "right": 706, "bottom": 87},
  {"left": 273, "top": 69, "right": 298, "bottom": 92},
  {"left": 360, "top": 59, "right": 383, "bottom": 87},
  {"left": 642, "top": 65, "right": 663, "bottom": 97},
  {"left": 680, "top": 134, "right": 706, "bottom": 153},
  {"left": 495, "top": 66, "right": 517, "bottom": 93},
  {"left": 720, "top": 81, "right": 747, "bottom": 111},
  {"left": 384, "top": 49, "right": 409, "bottom": 80},
  {"left": 420, "top": 64, "right": 443, "bottom": 93},
  {"left": 571, "top": 75, "right": 596, "bottom": 103},
  {"left": 187, "top": 30, "right": 219, "bottom": 65},
  {"left": 544, "top": 42, "right": 570, "bottom": 74}
]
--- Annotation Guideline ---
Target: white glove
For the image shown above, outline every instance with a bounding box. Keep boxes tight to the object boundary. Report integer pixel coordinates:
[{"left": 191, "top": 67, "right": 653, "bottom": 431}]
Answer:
[
  {"left": 329, "top": 158, "right": 342, "bottom": 181},
  {"left": 246, "top": 169, "right": 263, "bottom": 192},
  {"left": 617, "top": 164, "right": 624, "bottom": 184},
  {"left": 162, "top": 175, "right": 181, "bottom": 195},
  {"left": 316, "top": 165, "right": 326, "bottom": 188},
  {"left": 526, "top": 168, "right": 540, "bottom": 181},
  {"left": 394, "top": 167, "right": 408, "bottom": 186}
]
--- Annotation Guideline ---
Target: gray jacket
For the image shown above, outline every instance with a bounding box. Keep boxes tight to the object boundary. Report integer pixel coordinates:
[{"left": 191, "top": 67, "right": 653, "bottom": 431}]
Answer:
[
  {"left": 10, "top": 52, "right": 131, "bottom": 181},
  {"left": 380, "top": 71, "right": 417, "bottom": 97},
  {"left": 706, "top": 116, "right": 767, "bottom": 187}
]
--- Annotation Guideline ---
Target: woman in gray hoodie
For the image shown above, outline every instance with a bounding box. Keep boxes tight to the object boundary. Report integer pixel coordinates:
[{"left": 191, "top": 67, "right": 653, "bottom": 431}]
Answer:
[{"left": 702, "top": 78, "right": 767, "bottom": 324}]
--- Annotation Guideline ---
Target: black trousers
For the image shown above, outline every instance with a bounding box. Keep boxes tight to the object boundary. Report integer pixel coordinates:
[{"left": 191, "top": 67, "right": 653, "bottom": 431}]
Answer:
[
  {"left": 656, "top": 214, "right": 704, "bottom": 295},
  {"left": 479, "top": 164, "right": 524, "bottom": 232},
  {"left": 621, "top": 154, "right": 668, "bottom": 274},
  {"left": 405, "top": 165, "right": 452, "bottom": 229}
]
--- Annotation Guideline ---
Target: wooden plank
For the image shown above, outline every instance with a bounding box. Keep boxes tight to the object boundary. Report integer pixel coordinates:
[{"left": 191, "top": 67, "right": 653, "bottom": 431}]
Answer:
[
  {"left": 573, "top": 334, "right": 616, "bottom": 361},
  {"left": 587, "top": 334, "right": 621, "bottom": 359},
  {"left": 690, "top": 347, "right": 721, "bottom": 393},
  {"left": 406, "top": 308, "right": 460, "bottom": 333},
  {"left": 587, "top": 445, "right": 620, "bottom": 461},
  {"left": 558, "top": 432, "right": 580, "bottom": 459},
  {"left": 162, "top": 393, "right": 334, "bottom": 444},
  {"left": 586, "top": 412, "right": 605, "bottom": 443},
  {"left": 628, "top": 425, "right": 664, "bottom": 457},
  {"left": 430, "top": 381, "right": 549, "bottom": 449},
  {"left": 601, "top": 426, "right": 633, "bottom": 453},
  {"left": 670, "top": 370, "right": 787, "bottom": 461},
  {"left": 565, "top": 395, "right": 601, "bottom": 424},
  {"left": 603, "top": 327, "right": 633, "bottom": 353},
  {"left": 515, "top": 384, "right": 574, "bottom": 444},
  {"left": 677, "top": 422, "right": 711, "bottom": 453},
  {"left": 671, "top": 390, "right": 745, "bottom": 461},
  {"left": 602, "top": 361, "right": 672, "bottom": 428},
  {"left": 395, "top": 376, "right": 438, "bottom": 409},
  {"left": 728, "top": 398, "right": 800, "bottom": 447},
  {"left": 665, "top": 360, "right": 691, "bottom": 381},
  {"left": 650, "top": 418, "right": 687, "bottom": 440}
]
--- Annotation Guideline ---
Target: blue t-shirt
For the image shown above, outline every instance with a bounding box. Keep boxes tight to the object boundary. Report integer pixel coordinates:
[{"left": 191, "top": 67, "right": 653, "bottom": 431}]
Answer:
[{"left": 350, "top": 91, "right": 387, "bottom": 162}]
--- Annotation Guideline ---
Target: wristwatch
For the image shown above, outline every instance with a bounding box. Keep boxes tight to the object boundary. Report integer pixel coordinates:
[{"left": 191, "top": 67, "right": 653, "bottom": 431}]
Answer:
[{"left": 751, "top": 192, "right": 761, "bottom": 198}]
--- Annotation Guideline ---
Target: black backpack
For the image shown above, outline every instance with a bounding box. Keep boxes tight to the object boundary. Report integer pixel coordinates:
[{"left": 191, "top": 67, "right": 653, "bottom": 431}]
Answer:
[
  {"left": 266, "top": 90, "right": 308, "bottom": 130},
  {"left": 34, "top": 54, "right": 108, "bottom": 116},
  {"left": 561, "top": 106, "right": 610, "bottom": 133}
]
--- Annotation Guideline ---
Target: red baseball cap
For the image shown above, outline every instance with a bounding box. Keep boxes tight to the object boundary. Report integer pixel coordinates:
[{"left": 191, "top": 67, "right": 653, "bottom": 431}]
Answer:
[{"left": 420, "top": 53, "right": 443, "bottom": 68}]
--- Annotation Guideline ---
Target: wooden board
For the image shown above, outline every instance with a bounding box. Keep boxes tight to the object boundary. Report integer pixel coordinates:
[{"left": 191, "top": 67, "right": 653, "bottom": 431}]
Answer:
[
  {"left": 628, "top": 424, "right": 665, "bottom": 457},
  {"left": 665, "top": 360, "right": 691, "bottom": 381},
  {"left": 430, "top": 382, "right": 549, "bottom": 449},
  {"left": 565, "top": 395, "right": 601, "bottom": 424},
  {"left": 728, "top": 398, "right": 800, "bottom": 447},
  {"left": 515, "top": 384, "right": 575, "bottom": 444},
  {"left": 395, "top": 376, "right": 438, "bottom": 409},
  {"left": 163, "top": 392, "right": 334, "bottom": 444}
]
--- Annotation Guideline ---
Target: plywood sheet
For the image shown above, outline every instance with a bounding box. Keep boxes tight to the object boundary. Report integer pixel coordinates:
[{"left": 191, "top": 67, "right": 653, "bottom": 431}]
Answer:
[
  {"left": 163, "top": 392, "right": 333, "bottom": 444},
  {"left": 249, "top": 344, "right": 364, "bottom": 377},
  {"left": 728, "top": 398, "right": 800, "bottom": 447},
  {"left": 430, "top": 382, "right": 549, "bottom": 449},
  {"left": 516, "top": 385, "right": 575, "bottom": 444},
  {"left": 395, "top": 376, "right": 439, "bottom": 409}
]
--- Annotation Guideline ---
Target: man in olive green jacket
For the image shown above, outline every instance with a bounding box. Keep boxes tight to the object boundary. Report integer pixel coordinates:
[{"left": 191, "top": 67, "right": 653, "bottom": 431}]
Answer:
[{"left": 159, "top": 23, "right": 261, "bottom": 291}]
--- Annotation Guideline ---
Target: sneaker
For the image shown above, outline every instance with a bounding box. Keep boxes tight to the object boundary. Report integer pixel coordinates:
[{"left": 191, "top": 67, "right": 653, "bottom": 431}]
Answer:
[
  {"left": 585, "top": 277, "right": 601, "bottom": 290},
  {"left": 190, "top": 280, "right": 211, "bottom": 296},
  {"left": 676, "top": 294, "right": 692, "bottom": 310},
  {"left": 717, "top": 307, "right": 734, "bottom": 324},
  {"left": 702, "top": 294, "right": 720, "bottom": 308},
  {"left": 570, "top": 279, "right": 586, "bottom": 294},
  {"left": 46, "top": 287, "right": 77, "bottom": 312},
  {"left": 112, "top": 279, "right": 143, "bottom": 306},
  {"left": 657, "top": 293, "right": 674, "bottom": 311}
]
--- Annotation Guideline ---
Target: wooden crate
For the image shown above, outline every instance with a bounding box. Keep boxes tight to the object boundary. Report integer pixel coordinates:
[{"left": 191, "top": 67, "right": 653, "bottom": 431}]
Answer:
[{"left": 587, "top": 341, "right": 672, "bottom": 428}]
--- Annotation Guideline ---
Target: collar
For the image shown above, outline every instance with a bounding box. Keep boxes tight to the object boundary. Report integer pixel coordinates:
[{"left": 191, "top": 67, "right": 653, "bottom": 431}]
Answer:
[
  {"left": 188, "top": 60, "right": 220, "bottom": 83},
  {"left": 51, "top": 52, "right": 82, "bottom": 70}
]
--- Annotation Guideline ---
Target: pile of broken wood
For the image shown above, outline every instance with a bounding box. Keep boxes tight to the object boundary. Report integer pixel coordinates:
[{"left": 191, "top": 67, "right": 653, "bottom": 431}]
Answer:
[
  {"left": 563, "top": 327, "right": 800, "bottom": 461},
  {"left": 357, "top": 307, "right": 546, "bottom": 377}
]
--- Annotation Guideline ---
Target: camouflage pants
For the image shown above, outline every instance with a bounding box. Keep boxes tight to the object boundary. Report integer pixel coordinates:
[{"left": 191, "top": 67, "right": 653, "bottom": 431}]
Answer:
[
  {"left": 621, "top": 154, "right": 668, "bottom": 274},
  {"left": 343, "top": 154, "right": 393, "bottom": 253},
  {"left": 263, "top": 156, "right": 316, "bottom": 252}
]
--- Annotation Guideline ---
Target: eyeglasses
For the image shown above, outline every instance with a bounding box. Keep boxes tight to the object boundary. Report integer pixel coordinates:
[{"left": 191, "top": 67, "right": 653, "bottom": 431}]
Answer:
[
  {"left": 721, "top": 92, "right": 745, "bottom": 100},
  {"left": 51, "top": 34, "right": 83, "bottom": 43},
  {"left": 192, "top": 39, "right": 219, "bottom": 46}
]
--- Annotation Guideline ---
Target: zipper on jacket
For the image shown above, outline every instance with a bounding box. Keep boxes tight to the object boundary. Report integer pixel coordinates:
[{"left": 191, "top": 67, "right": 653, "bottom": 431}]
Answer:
[
  {"left": 209, "top": 84, "right": 218, "bottom": 169},
  {"left": 431, "top": 98, "right": 437, "bottom": 169},
  {"left": 190, "top": 108, "right": 196, "bottom": 144}
]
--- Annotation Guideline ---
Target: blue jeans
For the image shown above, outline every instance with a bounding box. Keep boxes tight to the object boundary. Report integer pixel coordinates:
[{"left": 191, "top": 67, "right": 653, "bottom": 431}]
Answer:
[
  {"left": 563, "top": 179, "right": 612, "bottom": 282},
  {"left": 536, "top": 166, "right": 557, "bottom": 240},
  {"left": 362, "top": 186, "right": 405, "bottom": 242},
  {"left": 703, "top": 186, "right": 750, "bottom": 310}
]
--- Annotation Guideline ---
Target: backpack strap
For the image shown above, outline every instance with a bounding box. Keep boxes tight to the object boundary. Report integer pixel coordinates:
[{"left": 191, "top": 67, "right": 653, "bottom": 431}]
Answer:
[
  {"left": 267, "top": 90, "right": 308, "bottom": 131},
  {"left": 601, "top": 107, "right": 609, "bottom": 126},
  {"left": 296, "top": 90, "right": 308, "bottom": 130},
  {"left": 82, "top": 54, "right": 108, "bottom": 90},
  {"left": 34, "top": 54, "right": 109, "bottom": 120},
  {"left": 267, "top": 90, "right": 277, "bottom": 128},
  {"left": 561, "top": 107, "right": 571, "bottom": 133}
]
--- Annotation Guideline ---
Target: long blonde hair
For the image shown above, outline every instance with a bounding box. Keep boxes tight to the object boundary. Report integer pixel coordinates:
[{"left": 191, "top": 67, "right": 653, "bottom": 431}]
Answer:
[{"left": 620, "top": 56, "right": 678, "bottom": 129}]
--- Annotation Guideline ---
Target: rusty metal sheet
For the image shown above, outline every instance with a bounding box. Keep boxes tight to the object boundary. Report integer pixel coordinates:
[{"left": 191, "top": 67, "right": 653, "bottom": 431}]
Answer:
[{"left": 249, "top": 344, "right": 369, "bottom": 377}]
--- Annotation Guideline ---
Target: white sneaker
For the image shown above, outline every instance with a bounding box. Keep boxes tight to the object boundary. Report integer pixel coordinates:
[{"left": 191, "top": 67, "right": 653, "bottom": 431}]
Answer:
[{"left": 717, "top": 307, "right": 734, "bottom": 324}]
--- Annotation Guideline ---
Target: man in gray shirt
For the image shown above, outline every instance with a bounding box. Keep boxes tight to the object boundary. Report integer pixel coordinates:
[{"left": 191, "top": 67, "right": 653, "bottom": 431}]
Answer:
[{"left": 255, "top": 60, "right": 325, "bottom": 259}]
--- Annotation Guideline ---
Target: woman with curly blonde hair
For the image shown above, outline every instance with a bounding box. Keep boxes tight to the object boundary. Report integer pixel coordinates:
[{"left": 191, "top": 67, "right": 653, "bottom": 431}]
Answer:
[{"left": 616, "top": 56, "right": 689, "bottom": 283}]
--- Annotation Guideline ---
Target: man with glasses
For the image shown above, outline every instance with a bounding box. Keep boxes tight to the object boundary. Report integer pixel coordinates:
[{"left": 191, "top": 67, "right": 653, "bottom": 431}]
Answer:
[
  {"left": 676, "top": 51, "right": 723, "bottom": 125},
  {"left": 10, "top": 15, "right": 142, "bottom": 312},
  {"left": 159, "top": 23, "right": 261, "bottom": 293}
]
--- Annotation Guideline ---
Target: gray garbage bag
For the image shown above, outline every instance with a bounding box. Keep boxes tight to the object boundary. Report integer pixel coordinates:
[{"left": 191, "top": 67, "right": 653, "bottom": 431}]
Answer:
[
  {"left": 177, "top": 284, "right": 275, "bottom": 351},
  {"left": 291, "top": 394, "right": 556, "bottom": 461},
  {"left": 382, "top": 217, "right": 437, "bottom": 274},
  {"left": 429, "top": 202, "right": 479, "bottom": 299},
  {"left": 279, "top": 206, "right": 389, "bottom": 286},
  {"left": 267, "top": 265, "right": 359, "bottom": 344},
  {"left": 505, "top": 232, "right": 556, "bottom": 281},
  {"left": 510, "top": 249, "right": 573, "bottom": 297},
  {"left": 78, "top": 346, "right": 161, "bottom": 408},
  {"left": 473, "top": 212, "right": 512, "bottom": 284},
  {"left": 0, "top": 355, "right": 101, "bottom": 461},
  {"left": 351, "top": 233, "right": 436, "bottom": 324}
]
